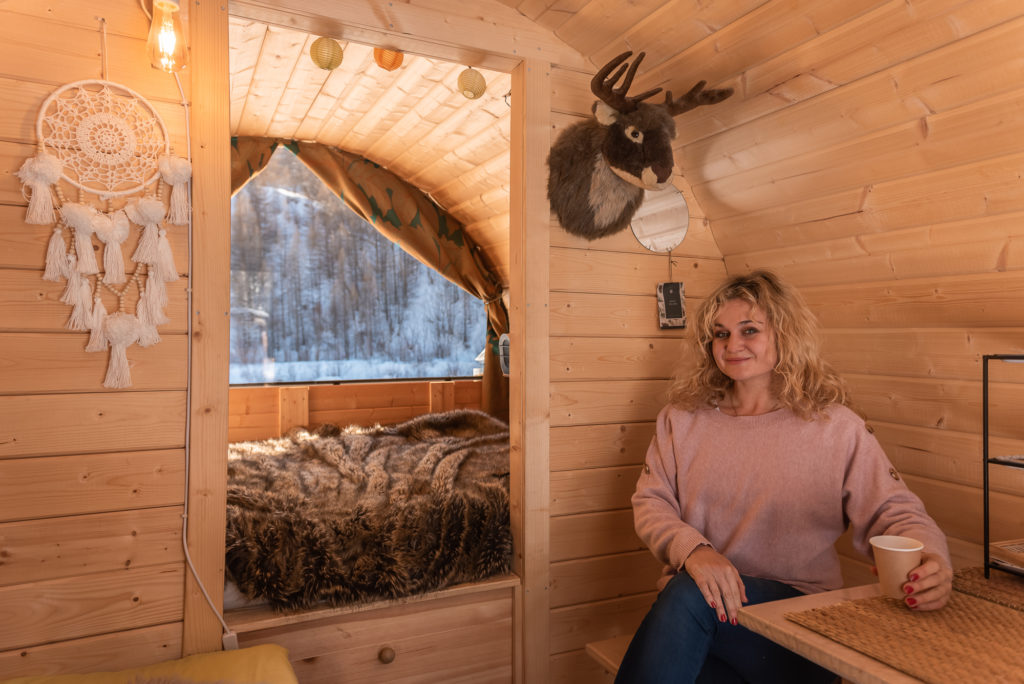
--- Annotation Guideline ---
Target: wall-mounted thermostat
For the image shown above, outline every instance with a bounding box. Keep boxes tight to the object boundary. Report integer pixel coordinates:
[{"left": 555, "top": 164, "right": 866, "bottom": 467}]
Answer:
[{"left": 657, "top": 282, "right": 686, "bottom": 329}]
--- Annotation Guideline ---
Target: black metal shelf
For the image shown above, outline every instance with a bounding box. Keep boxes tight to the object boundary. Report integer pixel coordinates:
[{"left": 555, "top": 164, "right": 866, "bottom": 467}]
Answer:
[
  {"left": 982, "top": 354, "right": 1024, "bottom": 579},
  {"left": 989, "top": 557, "right": 1024, "bottom": 580}
]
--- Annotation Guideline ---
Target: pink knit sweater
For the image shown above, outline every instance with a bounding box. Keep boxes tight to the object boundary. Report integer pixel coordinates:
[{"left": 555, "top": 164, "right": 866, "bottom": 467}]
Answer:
[{"left": 632, "top": 403, "right": 951, "bottom": 594}]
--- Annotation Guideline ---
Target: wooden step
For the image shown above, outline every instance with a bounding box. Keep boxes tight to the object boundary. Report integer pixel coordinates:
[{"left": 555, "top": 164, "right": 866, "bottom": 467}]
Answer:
[{"left": 585, "top": 633, "right": 633, "bottom": 675}]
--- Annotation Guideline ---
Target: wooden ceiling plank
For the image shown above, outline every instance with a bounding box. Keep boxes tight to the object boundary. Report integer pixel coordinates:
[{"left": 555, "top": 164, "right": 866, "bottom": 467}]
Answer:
[
  {"left": 533, "top": 0, "right": 591, "bottom": 34},
  {"left": 554, "top": 0, "right": 669, "bottom": 61},
  {"left": 673, "top": 0, "right": 1017, "bottom": 147},
  {"left": 235, "top": 25, "right": 308, "bottom": 137},
  {"left": 432, "top": 166, "right": 510, "bottom": 208},
  {"left": 360, "top": 80, "right": 460, "bottom": 161},
  {"left": 292, "top": 44, "right": 375, "bottom": 141},
  {"left": 228, "top": 19, "right": 269, "bottom": 133},
  {"left": 264, "top": 33, "right": 334, "bottom": 140},
  {"left": 398, "top": 78, "right": 512, "bottom": 179},
  {"left": 431, "top": 149, "right": 511, "bottom": 202},
  {"left": 305, "top": 44, "right": 379, "bottom": 142},
  {"left": 335, "top": 56, "right": 442, "bottom": 153},
  {"left": 684, "top": 15, "right": 1024, "bottom": 189}
]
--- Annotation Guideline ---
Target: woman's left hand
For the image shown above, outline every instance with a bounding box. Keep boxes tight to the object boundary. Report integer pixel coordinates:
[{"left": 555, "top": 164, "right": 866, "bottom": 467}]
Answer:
[{"left": 900, "top": 552, "right": 953, "bottom": 610}]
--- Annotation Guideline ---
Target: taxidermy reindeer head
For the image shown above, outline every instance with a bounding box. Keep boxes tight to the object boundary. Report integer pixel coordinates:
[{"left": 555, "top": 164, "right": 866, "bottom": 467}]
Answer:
[{"left": 547, "top": 51, "right": 733, "bottom": 240}]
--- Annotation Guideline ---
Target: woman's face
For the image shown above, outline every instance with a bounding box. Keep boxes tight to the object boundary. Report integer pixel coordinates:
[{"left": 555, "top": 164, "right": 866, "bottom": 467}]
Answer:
[{"left": 711, "top": 299, "right": 778, "bottom": 385}]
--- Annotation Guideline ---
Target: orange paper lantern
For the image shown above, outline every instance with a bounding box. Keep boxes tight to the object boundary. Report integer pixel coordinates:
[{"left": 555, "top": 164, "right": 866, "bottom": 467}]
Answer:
[{"left": 373, "top": 48, "right": 404, "bottom": 72}]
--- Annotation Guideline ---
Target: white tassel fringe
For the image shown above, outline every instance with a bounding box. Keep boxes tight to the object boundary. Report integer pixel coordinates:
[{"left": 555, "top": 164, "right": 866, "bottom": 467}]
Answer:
[
  {"left": 85, "top": 296, "right": 109, "bottom": 352},
  {"left": 43, "top": 226, "right": 69, "bottom": 281},
  {"left": 17, "top": 153, "right": 62, "bottom": 225},
  {"left": 153, "top": 229, "right": 179, "bottom": 282},
  {"left": 102, "top": 313, "right": 141, "bottom": 389},
  {"left": 159, "top": 155, "right": 192, "bottom": 225}
]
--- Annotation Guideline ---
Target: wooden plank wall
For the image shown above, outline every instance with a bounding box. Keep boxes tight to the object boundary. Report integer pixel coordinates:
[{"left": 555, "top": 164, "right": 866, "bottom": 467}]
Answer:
[
  {"left": 544, "top": 67, "right": 728, "bottom": 683},
  {"left": 227, "top": 379, "right": 484, "bottom": 442},
  {"left": 0, "top": 1, "right": 193, "bottom": 676},
  {"left": 533, "top": 3, "right": 1024, "bottom": 681},
  {"left": 669, "top": 0, "right": 1024, "bottom": 579}
]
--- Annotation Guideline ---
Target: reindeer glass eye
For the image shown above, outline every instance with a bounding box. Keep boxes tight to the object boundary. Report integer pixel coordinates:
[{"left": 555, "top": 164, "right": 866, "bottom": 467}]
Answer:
[{"left": 625, "top": 126, "right": 644, "bottom": 144}]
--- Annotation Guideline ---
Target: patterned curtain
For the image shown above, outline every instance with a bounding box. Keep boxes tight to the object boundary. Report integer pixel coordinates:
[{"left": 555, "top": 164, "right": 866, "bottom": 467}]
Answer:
[{"left": 230, "top": 137, "right": 509, "bottom": 420}]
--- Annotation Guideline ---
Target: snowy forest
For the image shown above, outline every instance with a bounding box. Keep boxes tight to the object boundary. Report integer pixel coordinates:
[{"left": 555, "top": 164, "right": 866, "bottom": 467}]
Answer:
[{"left": 230, "top": 147, "right": 486, "bottom": 384}]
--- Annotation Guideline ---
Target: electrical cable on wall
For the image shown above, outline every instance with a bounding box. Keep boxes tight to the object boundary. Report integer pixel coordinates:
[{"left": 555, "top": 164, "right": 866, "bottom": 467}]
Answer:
[{"left": 170, "top": 69, "right": 238, "bottom": 649}]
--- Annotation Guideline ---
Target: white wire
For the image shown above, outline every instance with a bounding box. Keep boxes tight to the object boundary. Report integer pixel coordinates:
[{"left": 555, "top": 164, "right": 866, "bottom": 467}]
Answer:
[{"left": 173, "top": 70, "right": 232, "bottom": 638}]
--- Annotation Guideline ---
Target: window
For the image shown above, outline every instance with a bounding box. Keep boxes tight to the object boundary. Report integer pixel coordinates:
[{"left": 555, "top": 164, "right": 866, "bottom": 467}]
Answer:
[{"left": 230, "top": 147, "right": 486, "bottom": 384}]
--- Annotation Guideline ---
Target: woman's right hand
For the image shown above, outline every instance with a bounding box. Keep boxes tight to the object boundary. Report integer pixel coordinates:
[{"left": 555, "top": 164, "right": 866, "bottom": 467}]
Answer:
[{"left": 683, "top": 545, "right": 748, "bottom": 625}]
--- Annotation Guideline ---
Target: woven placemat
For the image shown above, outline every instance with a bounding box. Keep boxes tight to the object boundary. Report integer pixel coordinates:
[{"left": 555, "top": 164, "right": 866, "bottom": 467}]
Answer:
[
  {"left": 953, "top": 566, "right": 1024, "bottom": 611},
  {"left": 785, "top": 591, "right": 1024, "bottom": 683}
]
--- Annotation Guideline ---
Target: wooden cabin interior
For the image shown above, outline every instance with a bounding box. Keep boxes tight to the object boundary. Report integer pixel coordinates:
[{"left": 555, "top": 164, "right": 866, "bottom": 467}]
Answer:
[{"left": 2, "top": 0, "right": 1023, "bottom": 682}]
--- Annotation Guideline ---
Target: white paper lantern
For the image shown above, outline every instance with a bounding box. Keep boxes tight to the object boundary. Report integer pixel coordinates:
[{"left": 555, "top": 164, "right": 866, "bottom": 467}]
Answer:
[{"left": 457, "top": 67, "right": 486, "bottom": 99}]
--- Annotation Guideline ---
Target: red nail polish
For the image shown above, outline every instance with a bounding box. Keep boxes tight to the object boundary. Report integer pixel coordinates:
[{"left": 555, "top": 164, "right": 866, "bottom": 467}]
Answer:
[
  {"left": 711, "top": 601, "right": 717, "bottom": 609},
  {"left": 719, "top": 614, "right": 726, "bottom": 622},
  {"left": 910, "top": 574, "right": 919, "bottom": 582},
  {"left": 904, "top": 585, "right": 914, "bottom": 594},
  {"left": 906, "top": 597, "right": 917, "bottom": 606},
  {"left": 730, "top": 618, "right": 737, "bottom": 626}
]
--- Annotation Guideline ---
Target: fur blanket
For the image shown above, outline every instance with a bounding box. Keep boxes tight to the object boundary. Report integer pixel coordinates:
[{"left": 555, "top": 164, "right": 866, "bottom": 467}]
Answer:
[{"left": 225, "top": 409, "right": 511, "bottom": 610}]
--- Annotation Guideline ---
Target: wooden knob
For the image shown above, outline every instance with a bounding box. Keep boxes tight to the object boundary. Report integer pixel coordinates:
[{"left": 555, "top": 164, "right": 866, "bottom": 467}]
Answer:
[{"left": 378, "top": 646, "right": 396, "bottom": 664}]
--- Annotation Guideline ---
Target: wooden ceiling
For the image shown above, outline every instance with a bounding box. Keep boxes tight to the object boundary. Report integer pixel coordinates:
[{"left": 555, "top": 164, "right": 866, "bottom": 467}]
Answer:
[{"left": 229, "top": 17, "right": 513, "bottom": 283}]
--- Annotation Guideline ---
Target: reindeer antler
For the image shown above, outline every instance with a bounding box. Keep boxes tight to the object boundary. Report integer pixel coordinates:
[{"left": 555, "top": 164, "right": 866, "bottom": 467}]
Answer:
[
  {"left": 591, "top": 51, "right": 663, "bottom": 114},
  {"left": 663, "top": 80, "right": 734, "bottom": 116}
]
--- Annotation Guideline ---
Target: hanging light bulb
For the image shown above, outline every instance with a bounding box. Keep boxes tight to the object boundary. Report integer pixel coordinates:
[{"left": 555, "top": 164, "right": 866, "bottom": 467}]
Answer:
[
  {"left": 373, "top": 48, "right": 404, "bottom": 72},
  {"left": 146, "top": 0, "right": 187, "bottom": 73},
  {"left": 458, "top": 67, "right": 486, "bottom": 99},
  {"left": 310, "top": 37, "right": 344, "bottom": 70}
]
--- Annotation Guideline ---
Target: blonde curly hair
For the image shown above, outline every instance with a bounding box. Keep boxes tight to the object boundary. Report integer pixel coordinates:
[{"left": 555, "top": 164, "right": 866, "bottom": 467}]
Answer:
[{"left": 669, "top": 270, "right": 850, "bottom": 419}]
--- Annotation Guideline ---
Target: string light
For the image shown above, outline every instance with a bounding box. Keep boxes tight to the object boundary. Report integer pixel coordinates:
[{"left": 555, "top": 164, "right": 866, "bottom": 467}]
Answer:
[{"left": 146, "top": 0, "right": 187, "bottom": 72}]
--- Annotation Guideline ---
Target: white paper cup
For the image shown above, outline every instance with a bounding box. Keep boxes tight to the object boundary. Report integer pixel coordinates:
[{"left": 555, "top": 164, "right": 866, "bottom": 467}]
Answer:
[{"left": 870, "top": 535, "right": 923, "bottom": 599}]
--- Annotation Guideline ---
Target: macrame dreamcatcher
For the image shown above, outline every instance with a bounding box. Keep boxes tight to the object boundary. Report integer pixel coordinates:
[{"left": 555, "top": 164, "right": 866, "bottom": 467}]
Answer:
[{"left": 17, "top": 79, "right": 191, "bottom": 388}]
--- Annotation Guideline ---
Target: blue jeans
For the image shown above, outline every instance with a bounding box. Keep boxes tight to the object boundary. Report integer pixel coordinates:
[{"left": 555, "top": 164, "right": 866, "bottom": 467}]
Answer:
[{"left": 614, "top": 572, "right": 837, "bottom": 684}]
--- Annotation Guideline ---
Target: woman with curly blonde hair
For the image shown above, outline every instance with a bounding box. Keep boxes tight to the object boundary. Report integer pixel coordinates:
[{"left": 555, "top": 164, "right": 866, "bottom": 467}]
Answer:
[
  {"left": 615, "top": 270, "right": 952, "bottom": 684},
  {"left": 670, "top": 269, "right": 848, "bottom": 419}
]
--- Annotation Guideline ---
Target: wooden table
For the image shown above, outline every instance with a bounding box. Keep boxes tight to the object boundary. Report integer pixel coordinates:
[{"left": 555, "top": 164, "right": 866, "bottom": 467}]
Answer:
[{"left": 737, "top": 584, "right": 922, "bottom": 684}]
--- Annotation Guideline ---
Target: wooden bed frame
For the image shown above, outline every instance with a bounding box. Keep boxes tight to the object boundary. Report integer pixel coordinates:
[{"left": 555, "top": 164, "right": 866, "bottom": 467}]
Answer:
[
  {"left": 225, "top": 378, "right": 517, "bottom": 681},
  {"left": 228, "top": 378, "right": 485, "bottom": 442}
]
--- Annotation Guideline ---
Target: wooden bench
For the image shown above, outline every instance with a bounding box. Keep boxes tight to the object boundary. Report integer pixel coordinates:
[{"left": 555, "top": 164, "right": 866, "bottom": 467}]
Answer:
[{"left": 585, "top": 633, "right": 633, "bottom": 676}]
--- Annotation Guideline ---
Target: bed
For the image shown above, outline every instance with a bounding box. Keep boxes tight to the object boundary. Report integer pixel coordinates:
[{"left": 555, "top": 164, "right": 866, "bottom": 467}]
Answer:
[{"left": 223, "top": 408, "right": 513, "bottom": 611}]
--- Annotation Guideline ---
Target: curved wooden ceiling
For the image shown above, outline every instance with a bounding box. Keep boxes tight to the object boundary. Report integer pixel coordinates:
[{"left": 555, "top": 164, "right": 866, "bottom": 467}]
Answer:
[{"left": 229, "top": 17, "right": 512, "bottom": 283}]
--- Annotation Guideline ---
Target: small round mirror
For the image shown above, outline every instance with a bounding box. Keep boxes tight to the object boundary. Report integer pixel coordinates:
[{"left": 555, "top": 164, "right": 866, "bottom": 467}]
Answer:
[{"left": 630, "top": 185, "right": 689, "bottom": 252}]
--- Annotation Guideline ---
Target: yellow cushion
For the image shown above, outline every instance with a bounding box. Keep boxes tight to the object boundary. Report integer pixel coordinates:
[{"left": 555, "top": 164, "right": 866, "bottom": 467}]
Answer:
[{"left": 0, "top": 644, "right": 298, "bottom": 684}]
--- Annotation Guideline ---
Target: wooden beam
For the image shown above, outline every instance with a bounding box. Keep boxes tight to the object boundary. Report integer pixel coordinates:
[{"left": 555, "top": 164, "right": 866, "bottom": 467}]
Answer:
[
  {"left": 228, "top": 0, "right": 587, "bottom": 71},
  {"left": 509, "top": 57, "right": 551, "bottom": 684},
  {"left": 428, "top": 381, "right": 456, "bottom": 413},
  {"left": 277, "top": 386, "right": 309, "bottom": 434},
  {"left": 184, "top": 0, "right": 231, "bottom": 656}
]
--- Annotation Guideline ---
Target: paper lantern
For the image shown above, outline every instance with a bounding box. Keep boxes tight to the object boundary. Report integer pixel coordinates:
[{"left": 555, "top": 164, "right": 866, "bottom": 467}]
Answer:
[
  {"left": 310, "top": 37, "right": 343, "bottom": 70},
  {"left": 373, "top": 48, "right": 404, "bottom": 72},
  {"left": 457, "top": 67, "right": 486, "bottom": 99}
]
